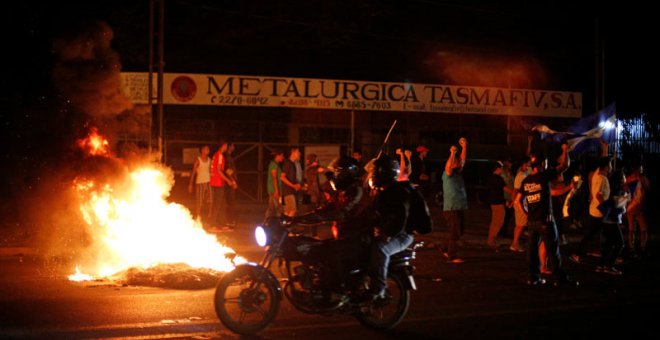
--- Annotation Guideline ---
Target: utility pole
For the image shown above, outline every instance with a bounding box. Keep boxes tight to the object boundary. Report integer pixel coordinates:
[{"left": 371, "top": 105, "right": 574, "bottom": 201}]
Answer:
[
  {"left": 148, "top": 0, "right": 154, "bottom": 153},
  {"left": 157, "top": 0, "right": 165, "bottom": 163}
]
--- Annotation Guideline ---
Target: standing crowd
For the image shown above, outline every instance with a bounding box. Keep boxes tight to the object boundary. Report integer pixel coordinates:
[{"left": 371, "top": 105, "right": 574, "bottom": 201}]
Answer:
[{"left": 187, "top": 134, "right": 651, "bottom": 286}]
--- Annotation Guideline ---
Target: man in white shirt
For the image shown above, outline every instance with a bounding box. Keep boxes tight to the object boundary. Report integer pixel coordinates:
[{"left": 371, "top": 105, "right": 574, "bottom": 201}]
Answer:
[{"left": 570, "top": 157, "right": 611, "bottom": 264}]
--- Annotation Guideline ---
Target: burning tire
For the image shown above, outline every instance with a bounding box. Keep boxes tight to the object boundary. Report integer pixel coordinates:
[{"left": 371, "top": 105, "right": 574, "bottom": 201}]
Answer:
[{"left": 214, "top": 264, "right": 281, "bottom": 335}]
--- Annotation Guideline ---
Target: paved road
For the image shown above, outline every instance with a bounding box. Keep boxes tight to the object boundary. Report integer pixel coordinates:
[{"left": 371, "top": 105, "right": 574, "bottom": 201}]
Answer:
[{"left": 1, "top": 206, "right": 658, "bottom": 339}]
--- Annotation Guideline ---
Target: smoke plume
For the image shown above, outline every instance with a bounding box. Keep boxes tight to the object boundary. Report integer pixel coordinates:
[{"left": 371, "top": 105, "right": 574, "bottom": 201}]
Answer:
[
  {"left": 17, "top": 21, "right": 153, "bottom": 266},
  {"left": 435, "top": 52, "right": 548, "bottom": 89}
]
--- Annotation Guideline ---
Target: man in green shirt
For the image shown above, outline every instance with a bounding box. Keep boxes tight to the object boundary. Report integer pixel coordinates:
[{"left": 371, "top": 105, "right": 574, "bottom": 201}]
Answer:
[{"left": 266, "top": 149, "right": 284, "bottom": 218}]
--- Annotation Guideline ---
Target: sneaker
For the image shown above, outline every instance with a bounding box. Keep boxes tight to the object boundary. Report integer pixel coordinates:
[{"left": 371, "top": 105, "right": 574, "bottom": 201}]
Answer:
[
  {"left": 527, "top": 278, "right": 547, "bottom": 286},
  {"left": 356, "top": 291, "right": 385, "bottom": 306},
  {"left": 509, "top": 246, "right": 524, "bottom": 253},
  {"left": 447, "top": 257, "right": 465, "bottom": 264},
  {"left": 569, "top": 254, "right": 581, "bottom": 264},
  {"left": 602, "top": 267, "right": 623, "bottom": 276}
]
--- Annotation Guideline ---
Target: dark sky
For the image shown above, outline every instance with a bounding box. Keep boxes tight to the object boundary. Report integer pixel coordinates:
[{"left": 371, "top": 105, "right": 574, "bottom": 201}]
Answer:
[{"left": 1, "top": 0, "right": 655, "bottom": 113}]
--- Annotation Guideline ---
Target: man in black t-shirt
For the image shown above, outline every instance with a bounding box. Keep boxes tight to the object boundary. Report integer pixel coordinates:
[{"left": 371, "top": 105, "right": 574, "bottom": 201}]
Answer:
[
  {"left": 280, "top": 147, "right": 302, "bottom": 217},
  {"left": 515, "top": 144, "right": 578, "bottom": 286},
  {"left": 487, "top": 161, "right": 513, "bottom": 249}
]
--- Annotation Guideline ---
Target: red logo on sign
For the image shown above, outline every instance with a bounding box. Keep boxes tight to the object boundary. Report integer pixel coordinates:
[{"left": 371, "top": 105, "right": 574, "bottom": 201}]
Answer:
[{"left": 171, "top": 76, "right": 197, "bottom": 102}]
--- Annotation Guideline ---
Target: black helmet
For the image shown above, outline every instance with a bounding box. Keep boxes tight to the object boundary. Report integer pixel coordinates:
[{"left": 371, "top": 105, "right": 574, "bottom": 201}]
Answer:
[
  {"left": 327, "top": 156, "right": 361, "bottom": 191},
  {"left": 367, "top": 155, "right": 400, "bottom": 190}
]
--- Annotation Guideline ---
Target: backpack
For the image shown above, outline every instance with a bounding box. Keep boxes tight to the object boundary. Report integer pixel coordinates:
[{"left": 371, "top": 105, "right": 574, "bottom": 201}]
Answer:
[{"left": 404, "top": 184, "right": 433, "bottom": 235}]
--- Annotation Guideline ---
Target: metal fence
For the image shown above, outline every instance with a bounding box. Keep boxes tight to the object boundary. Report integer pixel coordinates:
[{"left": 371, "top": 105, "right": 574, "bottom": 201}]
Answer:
[{"left": 613, "top": 116, "right": 660, "bottom": 155}]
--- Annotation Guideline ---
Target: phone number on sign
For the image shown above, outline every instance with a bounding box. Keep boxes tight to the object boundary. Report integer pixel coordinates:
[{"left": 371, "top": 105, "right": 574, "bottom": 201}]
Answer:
[
  {"left": 210, "top": 96, "right": 269, "bottom": 105},
  {"left": 335, "top": 101, "right": 392, "bottom": 110}
]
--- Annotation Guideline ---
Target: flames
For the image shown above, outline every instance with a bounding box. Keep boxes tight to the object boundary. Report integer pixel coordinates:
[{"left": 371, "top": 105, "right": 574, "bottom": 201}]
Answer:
[
  {"left": 69, "top": 266, "right": 94, "bottom": 282},
  {"left": 77, "top": 127, "right": 110, "bottom": 156},
  {"left": 70, "top": 129, "right": 246, "bottom": 281}
]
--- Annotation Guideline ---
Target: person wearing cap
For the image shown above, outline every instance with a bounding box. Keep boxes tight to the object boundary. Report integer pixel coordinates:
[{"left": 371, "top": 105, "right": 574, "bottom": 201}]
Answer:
[
  {"left": 515, "top": 144, "right": 578, "bottom": 286},
  {"left": 487, "top": 161, "right": 514, "bottom": 250},
  {"left": 410, "top": 145, "right": 429, "bottom": 187},
  {"left": 265, "top": 149, "right": 284, "bottom": 218}
]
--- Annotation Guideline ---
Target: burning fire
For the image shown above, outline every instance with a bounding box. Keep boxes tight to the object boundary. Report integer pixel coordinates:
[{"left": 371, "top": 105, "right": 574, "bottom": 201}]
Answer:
[
  {"left": 70, "top": 129, "right": 246, "bottom": 281},
  {"left": 69, "top": 266, "right": 94, "bottom": 282},
  {"left": 77, "top": 127, "right": 109, "bottom": 156}
]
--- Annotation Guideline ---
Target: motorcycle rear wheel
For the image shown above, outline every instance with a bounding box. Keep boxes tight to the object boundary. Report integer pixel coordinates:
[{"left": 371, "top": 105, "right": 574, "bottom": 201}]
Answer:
[
  {"left": 214, "top": 266, "right": 280, "bottom": 335},
  {"left": 356, "top": 273, "right": 410, "bottom": 329}
]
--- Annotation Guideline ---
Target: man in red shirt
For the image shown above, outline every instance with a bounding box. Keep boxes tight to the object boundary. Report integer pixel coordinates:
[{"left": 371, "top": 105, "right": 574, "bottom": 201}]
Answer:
[{"left": 210, "top": 140, "right": 236, "bottom": 230}]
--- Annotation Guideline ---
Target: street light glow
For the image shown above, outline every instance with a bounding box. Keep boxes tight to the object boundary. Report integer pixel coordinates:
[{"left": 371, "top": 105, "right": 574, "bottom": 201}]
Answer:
[{"left": 599, "top": 120, "right": 615, "bottom": 130}]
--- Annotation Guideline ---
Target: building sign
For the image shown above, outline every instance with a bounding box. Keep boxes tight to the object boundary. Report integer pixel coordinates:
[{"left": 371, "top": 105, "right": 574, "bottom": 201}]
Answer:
[{"left": 122, "top": 72, "right": 582, "bottom": 117}]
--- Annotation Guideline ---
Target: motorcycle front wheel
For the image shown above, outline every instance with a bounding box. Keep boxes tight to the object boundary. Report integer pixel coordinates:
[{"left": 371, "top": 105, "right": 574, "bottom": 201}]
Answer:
[
  {"left": 356, "top": 273, "right": 410, "bottom": 329},
  {"left": 214, "top": 266, "right": 280, "bottom": 335}
]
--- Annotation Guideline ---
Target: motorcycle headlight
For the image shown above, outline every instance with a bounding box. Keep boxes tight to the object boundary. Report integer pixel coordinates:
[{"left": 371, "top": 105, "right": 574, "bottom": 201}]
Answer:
[{"left": 255, "top": 225, "right": 268, "bottom": 247}]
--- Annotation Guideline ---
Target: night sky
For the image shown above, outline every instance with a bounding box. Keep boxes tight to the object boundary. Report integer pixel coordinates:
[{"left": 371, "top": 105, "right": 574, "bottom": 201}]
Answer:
[{"left": 0, "top": 0, "right": 655, "bottom": 225}]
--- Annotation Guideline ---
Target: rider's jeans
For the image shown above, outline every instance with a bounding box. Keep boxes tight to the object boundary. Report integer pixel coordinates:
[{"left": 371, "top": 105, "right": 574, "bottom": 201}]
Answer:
[{"left": 370, "top": 233, "right": 414, "bottom": 295}]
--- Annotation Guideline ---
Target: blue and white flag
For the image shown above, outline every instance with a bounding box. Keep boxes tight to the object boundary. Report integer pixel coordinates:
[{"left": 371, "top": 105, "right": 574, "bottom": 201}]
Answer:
[
  {"left": 529, "top": 102, "right": 616, "bottom": 154},
  {"left": 566, "top": 102, "right": 617, "bottom": 153}
]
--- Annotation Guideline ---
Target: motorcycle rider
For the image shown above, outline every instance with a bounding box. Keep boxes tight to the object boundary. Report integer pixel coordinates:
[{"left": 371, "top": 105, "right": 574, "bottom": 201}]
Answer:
[
  {"left": 293, "top": 156, "right": 373, "bottom": 306},
  {"left": 365, "top": 155, "right": 415, "bottom": 301}
]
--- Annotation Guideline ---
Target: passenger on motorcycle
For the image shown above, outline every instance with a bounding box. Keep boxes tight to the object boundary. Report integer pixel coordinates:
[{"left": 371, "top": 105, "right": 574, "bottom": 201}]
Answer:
[
  {"left": 293, "top": 156, "right": 373, "bottom": 305},
  {"left": 366, "top": 155, "right": 415, "bottom": 301}
]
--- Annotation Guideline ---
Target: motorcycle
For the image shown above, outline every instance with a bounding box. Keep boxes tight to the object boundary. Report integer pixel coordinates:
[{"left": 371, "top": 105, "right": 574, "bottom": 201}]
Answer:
[{"left": 214, "top": 217, "right": 422, "bottom": 335}]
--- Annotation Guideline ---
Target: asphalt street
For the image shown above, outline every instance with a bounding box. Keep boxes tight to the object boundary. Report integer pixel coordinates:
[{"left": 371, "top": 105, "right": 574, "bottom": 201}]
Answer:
[{"left": 0, "top": 205, "right": 658, "bottom": 339}]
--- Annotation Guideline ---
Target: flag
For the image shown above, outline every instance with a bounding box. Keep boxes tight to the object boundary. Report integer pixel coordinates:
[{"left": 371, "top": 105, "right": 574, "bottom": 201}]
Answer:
[
  {"left": 526, "top": 102, "right": 617, "bottom": 155},
  {"left": 565, "top": 102, "right": 616, "bottom": 154}
]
